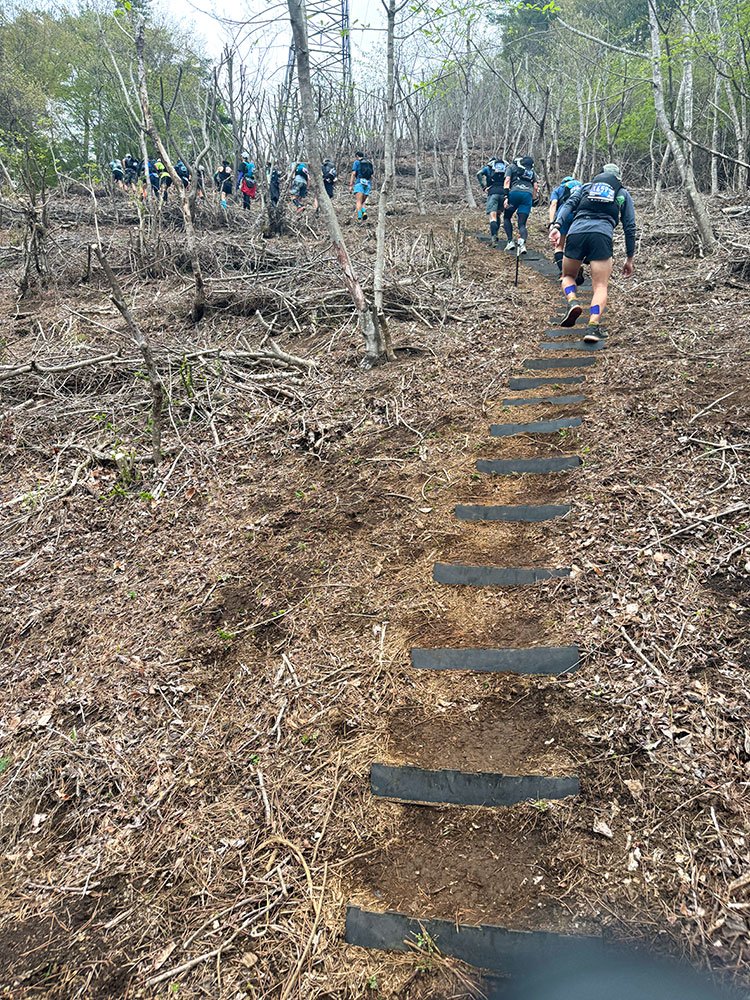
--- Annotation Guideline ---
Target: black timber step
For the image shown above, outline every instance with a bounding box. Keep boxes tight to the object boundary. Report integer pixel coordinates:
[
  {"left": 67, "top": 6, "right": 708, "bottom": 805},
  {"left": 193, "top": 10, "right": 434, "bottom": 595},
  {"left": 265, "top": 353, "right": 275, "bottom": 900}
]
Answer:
[
  {"left": 500, "top": 394, "right": 586, "bottom": 407},
  {"left": 524, "top": 356, "right": 596, "bottom": 370},
  {"left": 410, "top": 645, "right": 580, "bottom": 674},
  {"left": 490, "top": 416, "right": 581, "bottom": 436},
  {"left": 538, "top": 341, "right": 605, "bottom": 352},
  {"left": 508, "top": 375, "right": 585, "bottom": 389},
  {"left": 474, "top": 235, "right": 592, "bottom": 287},
  {"left": 454, "top": 503, "right": 571, "bottom": 522},
  {"left": 476, "top": 456, "right": 581, "bottom": 475},
  {"left": 433, "top": 563, "right": 570, "bottom": 586},
  {"left": 345, "top": 906, "right": 607, "bottom": 974},
  {"left": 346, "top": 907, "right": 731, "bottom": 999},
  {"left": 370, "top": 763, "right": 579, "bottom": 806}
]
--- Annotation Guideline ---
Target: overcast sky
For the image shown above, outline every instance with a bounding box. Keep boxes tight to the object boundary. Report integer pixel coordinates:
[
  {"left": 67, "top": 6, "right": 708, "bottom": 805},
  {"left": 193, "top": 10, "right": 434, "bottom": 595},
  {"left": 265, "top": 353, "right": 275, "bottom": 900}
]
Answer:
[{"left": 169, "top": 0, "right": 385, "bottom": 67}]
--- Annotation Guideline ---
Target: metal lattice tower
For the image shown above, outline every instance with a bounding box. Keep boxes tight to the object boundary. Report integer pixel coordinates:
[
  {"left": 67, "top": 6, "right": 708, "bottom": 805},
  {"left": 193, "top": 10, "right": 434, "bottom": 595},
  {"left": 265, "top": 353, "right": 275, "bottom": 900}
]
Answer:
[{"left": 286, "top": 0, "right": 352, "bottom": 89}]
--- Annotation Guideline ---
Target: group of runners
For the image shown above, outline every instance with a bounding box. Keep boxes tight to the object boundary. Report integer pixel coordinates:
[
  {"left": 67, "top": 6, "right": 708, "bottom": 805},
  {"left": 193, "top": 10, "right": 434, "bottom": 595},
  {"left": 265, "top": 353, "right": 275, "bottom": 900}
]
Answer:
[
  {"left": 109, "top": 150, "right": 375, "bottom": 220},
  {"left": 478, "top": 155, "right": 636, "bottom": 342}
]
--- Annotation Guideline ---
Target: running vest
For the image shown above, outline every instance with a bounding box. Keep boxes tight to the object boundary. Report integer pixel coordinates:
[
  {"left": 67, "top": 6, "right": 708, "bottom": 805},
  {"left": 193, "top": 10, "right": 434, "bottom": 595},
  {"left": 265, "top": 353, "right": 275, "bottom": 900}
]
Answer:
[
  {"left": 356, "top": 158, "right": 374, "bottom": 180},
  {"left": 577, "top": 172, "right": 625, "bottom": 224},
  {"left": 510, "top": 163, "right": 535, "bottom": 192},
  {"left": 490, "top": 160, "right": 506, "bottom": 184},
  {"left": 559, "top": 179, "right": 582, "bottom": 203}
]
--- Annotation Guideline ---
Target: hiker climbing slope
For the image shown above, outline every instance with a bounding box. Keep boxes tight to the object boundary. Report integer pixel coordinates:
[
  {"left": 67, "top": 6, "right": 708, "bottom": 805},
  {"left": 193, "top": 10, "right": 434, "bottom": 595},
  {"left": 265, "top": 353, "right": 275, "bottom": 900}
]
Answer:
[
  {"left": 549, "top": 175, "right": 582, "bottom": 274},
  {"left": 238, "top": 160, "right": 257, "bottom": 210},
  {"left": 214, "top": 160, "right": 233, "bottom": 209},
  {"left": 503, "top": 156, "right": 539, "bottom": 255},
  {"left": 550, "top": 162, "right": 636, "bottom": 342},
  {"left": 350, "top": 151, "right": 374, "bottom": 221},
  {"left": 477, "top": 157, "right": 508, "bottom": 247},
  {"left": 110, "top": 158, "right": 125, "bottom": 190},
  {"left": 322, "top": 158, "right": 337, "bottom": 199},
  {"left": 290, "top": 162, "right": 310, "bottom": 212}
]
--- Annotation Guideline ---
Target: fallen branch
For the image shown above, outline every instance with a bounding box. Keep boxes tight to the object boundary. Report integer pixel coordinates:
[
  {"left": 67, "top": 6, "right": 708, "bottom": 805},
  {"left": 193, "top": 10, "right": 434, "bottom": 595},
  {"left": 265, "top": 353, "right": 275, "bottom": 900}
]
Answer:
[{"left": 0, "top": 351, "right": 123, "bottom": 382}]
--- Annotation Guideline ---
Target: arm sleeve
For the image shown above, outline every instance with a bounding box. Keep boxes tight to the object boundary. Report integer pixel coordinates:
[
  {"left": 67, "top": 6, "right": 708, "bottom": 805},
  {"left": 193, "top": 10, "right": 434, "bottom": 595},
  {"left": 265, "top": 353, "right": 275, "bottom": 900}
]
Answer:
[{"left": 621, "top": 191, "right": 637, "bottom": 257}]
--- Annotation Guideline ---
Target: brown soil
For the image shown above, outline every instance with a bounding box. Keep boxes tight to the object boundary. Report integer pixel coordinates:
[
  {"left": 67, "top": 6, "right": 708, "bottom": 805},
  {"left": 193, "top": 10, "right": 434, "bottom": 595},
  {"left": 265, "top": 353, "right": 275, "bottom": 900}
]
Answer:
[
  {"left": 350, "top": 802, "right": 620, "bottom": 933},
  {"left": 382, "top": 684, "right": 593, "bottom": 774},
  {"left": 1, "top": 192, "right": 749, "bottom": 999}
]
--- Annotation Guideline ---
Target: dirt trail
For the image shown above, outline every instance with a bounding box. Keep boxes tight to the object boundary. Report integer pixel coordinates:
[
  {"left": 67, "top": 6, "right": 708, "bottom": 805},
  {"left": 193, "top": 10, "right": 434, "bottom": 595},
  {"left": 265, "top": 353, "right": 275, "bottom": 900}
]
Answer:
[
  {"left": 344, "top": 243, "right": 619, "bottom": 966},
  {"left": 1, "top": 201, "right": 748, "bottom": 998}
]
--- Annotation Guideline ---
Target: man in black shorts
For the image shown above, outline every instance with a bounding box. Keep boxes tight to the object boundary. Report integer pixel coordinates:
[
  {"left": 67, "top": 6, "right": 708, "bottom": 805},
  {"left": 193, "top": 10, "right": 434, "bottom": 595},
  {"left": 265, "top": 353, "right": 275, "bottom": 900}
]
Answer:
[
  {"left": 477, "top": 158, "right": 507, "bottom": 247},
  {"left": 549, "top": 162, "right": 636, "bottom": 342}
]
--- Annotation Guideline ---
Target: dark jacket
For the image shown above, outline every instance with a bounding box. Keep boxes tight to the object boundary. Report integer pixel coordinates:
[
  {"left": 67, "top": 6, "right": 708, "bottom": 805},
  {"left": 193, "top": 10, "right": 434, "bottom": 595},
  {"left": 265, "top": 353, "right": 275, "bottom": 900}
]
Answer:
[{"left": 556, "top": 177, "right": 637, "bottom": 257}]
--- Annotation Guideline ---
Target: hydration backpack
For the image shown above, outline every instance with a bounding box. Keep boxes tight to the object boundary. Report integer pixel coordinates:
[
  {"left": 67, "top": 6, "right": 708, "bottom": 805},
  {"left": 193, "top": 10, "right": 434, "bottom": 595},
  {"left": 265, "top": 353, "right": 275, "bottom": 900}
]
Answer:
[
  {"left": 559, "top": 178, "right": 582, "bottom": 203},
  {"left": 358, "top": 158, "right": 374, "bottom": 180},
  {"left": 490, "top": 160, "right": 506, "bottom": 183},
  {"left": 323, "top": 160, "right": 337, "bottom": 180},
  {"left": 579, "top": 172, "right": 625, "bottom": 223}
]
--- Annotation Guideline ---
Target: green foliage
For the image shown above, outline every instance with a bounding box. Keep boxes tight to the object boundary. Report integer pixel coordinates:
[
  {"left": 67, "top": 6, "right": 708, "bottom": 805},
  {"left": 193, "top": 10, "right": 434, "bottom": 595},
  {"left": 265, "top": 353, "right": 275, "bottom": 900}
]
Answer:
[{"left": 0, "top": 4, "right": 210, "bottom": 182}]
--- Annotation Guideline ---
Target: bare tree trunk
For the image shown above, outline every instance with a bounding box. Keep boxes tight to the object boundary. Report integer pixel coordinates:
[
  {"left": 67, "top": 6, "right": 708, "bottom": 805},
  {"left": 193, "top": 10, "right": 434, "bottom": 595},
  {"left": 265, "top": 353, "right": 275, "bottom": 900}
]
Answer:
[
  {"left": 460, "top": 29, "right": 477, "bottom": 208},
  {"left": 647, "top": 0, "right": 715, "bottom": 252},
  {"left": 135, "top": 18, "right": 206, "bottom": 321},
  {"left": 414, "top": 119, "right": 426, "bottom": 215},
  {"left": 710, "top": 71, "right": 721, "bottom": 194},
  {"left": 373, "top": 0, "right": 397, "bottom": 361},
  {"left": 654, "top": 142, "right": 671, "bottom": 210},
  {"left": 680, "top": 11, "right": 694, "bottom": 173},
  {"left": 286, "top": 0, "right": 383, "bottom": 363}
]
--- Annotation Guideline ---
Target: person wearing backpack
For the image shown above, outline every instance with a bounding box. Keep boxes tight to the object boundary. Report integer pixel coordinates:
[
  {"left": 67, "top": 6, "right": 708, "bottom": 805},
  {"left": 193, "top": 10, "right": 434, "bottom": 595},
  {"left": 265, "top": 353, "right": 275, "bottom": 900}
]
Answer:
[
  {"left": 548, "top": 175, "right": 582, "bottom": 273},
  {"left": 477, "top": 158, "right": 508, "bottom": 247},
  {"left": 214, "top": 160, "right": 233, "bottom": 209},
  {"left": 155, "top": 159, "right": 171, "bottom": 202},
  {"left": 110, "top": 158, "right": 125, "bottom": 190},
  {"left": 267, "top": 163, "right": 281, "bottom": 206},
  {"left": 549, "top": 162, "right": 636, "bottom": 341},
  {"left": 175, "top": 159, "right": 191, "bottom": 188},
  {"left": 503, "top": 155, "right": 539, "bottom": 254},
  {"left": 322, "top": 159, "right": 337, "bottom": 199},
  {"left": 123, "top": 153, "right": 139, "bottom": 190},
  {"left": 238, "top": 161, "right": 257, "bottom": 210},
  {"left": 349, "top": 151, "right": 374, "bottom": 221},
  {"left": 290, "top": 162, "right": 309, "bottom": 212}
]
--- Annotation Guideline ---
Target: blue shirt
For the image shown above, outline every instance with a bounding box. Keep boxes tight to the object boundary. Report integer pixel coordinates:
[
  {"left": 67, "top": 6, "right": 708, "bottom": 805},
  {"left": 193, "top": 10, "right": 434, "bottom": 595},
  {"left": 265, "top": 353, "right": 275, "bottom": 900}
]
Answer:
[{"left": 551, "top": 180, "right": 582, "bottom": 204}]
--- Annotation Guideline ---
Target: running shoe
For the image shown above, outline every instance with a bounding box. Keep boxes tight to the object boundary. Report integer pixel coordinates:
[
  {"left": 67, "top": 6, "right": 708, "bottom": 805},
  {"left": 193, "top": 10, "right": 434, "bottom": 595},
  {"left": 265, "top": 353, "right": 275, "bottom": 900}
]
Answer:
[
  {"left": 505, "top": 240, "right": 516, "bottom": 251},
  {"left": 518, "top": 238, "right": 527, "bottom": 255},
  {"left": 583, "top": 325, "right": 601, "bottom": 344},
  {"left": 560, "top": 300, "right": 582, "bottom": 327},
  {"left": 491, "top": 234, "right": 498, "bottom": 248}
]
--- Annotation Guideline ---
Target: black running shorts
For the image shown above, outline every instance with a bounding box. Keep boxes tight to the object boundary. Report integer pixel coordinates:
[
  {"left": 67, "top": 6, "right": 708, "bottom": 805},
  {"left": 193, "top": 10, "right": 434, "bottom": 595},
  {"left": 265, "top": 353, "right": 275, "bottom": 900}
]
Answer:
[{"left": 564, "top": 230, "right": 613, "bottom": 262}]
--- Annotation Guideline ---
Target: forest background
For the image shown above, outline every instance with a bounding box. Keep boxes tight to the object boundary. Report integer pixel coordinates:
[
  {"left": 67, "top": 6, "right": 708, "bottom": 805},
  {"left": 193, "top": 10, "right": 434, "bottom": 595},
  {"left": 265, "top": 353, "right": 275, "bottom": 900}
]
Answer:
[{"left": 2, "top": 0, "right": 750, "bottom": 216}]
